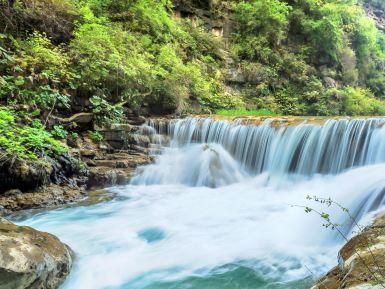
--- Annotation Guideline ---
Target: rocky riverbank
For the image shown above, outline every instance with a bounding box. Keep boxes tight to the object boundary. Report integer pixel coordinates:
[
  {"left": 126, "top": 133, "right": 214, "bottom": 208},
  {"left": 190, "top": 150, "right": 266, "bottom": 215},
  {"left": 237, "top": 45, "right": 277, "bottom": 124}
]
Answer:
[
  {"left": 0, "top": 218, "right": 73, "bottom": 289},
  {"left": 0, "top": 115, "right": 154, "bottom": 215},
  {"left": 312, "top": 213, "right": 385, "bottom": 289}
]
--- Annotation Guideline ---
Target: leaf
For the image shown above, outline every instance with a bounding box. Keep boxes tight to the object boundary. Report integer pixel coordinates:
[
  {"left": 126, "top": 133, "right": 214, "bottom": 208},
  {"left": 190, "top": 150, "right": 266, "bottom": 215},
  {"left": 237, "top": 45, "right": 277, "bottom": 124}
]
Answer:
[{"left": 14, "top": 76, "right": 25, "bottom": 86}]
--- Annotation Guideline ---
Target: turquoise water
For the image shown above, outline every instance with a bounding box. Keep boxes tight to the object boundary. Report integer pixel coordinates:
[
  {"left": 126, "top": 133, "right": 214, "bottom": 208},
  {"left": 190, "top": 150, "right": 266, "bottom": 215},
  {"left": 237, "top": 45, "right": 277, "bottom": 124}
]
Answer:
[
  {"left": 16, "top": 175, "right": 353, "bottom": 289},
  {"left": 16, "top": 142, "right": 385, "bottom": 289}
]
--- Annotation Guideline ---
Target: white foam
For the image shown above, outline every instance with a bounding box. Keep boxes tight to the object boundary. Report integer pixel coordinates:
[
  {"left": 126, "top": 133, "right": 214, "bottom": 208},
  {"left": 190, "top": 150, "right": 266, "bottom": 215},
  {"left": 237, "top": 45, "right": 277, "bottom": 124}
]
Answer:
[{"left": 20, "top": 162, "right": 385, "bottom": 289}]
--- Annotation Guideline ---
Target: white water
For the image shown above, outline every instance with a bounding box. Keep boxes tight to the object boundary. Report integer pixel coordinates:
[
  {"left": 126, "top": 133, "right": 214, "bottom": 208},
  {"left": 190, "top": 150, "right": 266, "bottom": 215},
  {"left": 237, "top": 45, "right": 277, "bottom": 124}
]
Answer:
[{"left": 18, "top": 117, "right": 385, "bottom": 289}]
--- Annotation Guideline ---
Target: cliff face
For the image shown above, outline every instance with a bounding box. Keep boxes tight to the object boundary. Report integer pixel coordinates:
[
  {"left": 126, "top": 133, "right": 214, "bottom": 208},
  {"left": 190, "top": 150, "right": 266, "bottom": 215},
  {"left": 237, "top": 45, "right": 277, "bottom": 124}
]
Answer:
[
  {"left": 173, "top": 0, "right": 234, "bottom": 39},
  {"left": 363, "top": 2, "right": 385, "bottom": 32}
]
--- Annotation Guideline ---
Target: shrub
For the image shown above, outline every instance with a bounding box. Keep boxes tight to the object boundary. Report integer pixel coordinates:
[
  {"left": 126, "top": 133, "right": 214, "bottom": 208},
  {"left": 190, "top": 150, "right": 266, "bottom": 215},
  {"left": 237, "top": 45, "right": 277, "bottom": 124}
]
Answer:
[
  {"left": 0, "top": 0, "right": 79, "bottom": 42},
  {"left": 89, "top": 130, "right": 103, "bottom": 142},
  {"left": 52, "top": 125, "right": 68, "bottom": 139},
  {"left": 0, "top": 107, "right": 67, "bottom": 160}
]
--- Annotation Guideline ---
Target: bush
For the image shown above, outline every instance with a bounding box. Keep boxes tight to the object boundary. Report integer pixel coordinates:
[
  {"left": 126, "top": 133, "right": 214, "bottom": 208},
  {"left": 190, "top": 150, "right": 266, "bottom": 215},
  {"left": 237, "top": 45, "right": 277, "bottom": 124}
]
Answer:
[
  {"left": 89, "top": 130, "right": 103, "bottom": 142},
  {"left": 0, "top": 0, "right": 79, "bottom": 43},
  {"left": 339, "top": 87, "right": 385, "bottom": 116},
  {"left": 0, "top": 33, "right": 71, "bottom": 109},
  {"left": 0, "top": 107, "right": 67, "bottom": 160}
]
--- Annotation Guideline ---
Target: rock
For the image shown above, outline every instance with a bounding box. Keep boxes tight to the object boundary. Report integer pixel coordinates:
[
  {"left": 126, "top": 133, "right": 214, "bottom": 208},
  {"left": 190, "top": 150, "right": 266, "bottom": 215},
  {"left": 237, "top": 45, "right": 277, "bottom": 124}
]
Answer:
[
  {"left": 0, "top": 159, "right": 53, "bottom": 194},
  {"left": 3, "top": 189, "right": 22, "bottom": 197},
  {"left": 87, "top": 152, "right": 152, "bottom": 188},
  {"left": 312, "top": 213, "right": 385, "bottom": 289},
  {"left": 127, "top": 116, "right": 146, "bottom": 126},
  {"left": 226, "top": 67, "right": 246, "bottom": 83},
  {"left": 0, "top": 218, "right": 73, "bottom": 289},
  {"left": 80, "top": 149, "right": 97, "bottom": 157},
  {"left": 67, "top": 112, "right": 93, "bottom": 125},
  {"left": 50, "top": 112, "right": 93, "bottom": 130},
  {"left": 50, "top": 155, "right": 89, "bottom": 187},
  {"left": 87, "top": 167, "right": 119, "bottom": 188},
  {"left": 323, "top": 76, "right": 338, "bottom": 88},
  {"left": 364, "top": 4, "right": 385, "bottom": 33},
  {"left": 87, "top": 166, "right": 138, "bottom": 188},
  {"left": 0, "top": 185, "right": 86, "bottom": 213}
]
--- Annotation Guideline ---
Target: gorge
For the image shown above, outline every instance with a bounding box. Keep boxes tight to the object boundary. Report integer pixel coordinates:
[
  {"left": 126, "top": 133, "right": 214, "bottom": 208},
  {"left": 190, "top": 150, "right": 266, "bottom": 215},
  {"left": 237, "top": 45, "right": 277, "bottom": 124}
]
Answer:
[
  {"left": 2, "top": 0, "right": 385, "bottom": 288},
  {"left": 12, "top": 116, "right": 385, "bottom": 289}
]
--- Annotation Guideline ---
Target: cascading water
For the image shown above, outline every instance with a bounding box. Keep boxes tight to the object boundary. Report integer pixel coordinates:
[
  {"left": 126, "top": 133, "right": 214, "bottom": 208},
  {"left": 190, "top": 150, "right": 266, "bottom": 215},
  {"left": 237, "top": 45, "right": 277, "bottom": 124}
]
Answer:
[
  {"left": 144, "top": 117, "right": 385, "bottom": 176},
  {"left": 17, "top": 117, "right": 385, "bottom": 289}
]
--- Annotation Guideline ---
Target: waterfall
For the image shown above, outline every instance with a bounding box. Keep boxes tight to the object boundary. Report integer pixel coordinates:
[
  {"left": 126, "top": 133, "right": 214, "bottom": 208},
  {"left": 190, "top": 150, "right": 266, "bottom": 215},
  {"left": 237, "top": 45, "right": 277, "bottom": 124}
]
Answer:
[
  {"left": 141, "top": 117, "right": 385, "bottom": 176},
  {"left": 18, "top": 117, "right": 385, "bottom": 289},
  {"left": 133, "top": 117, "right": 385, "bottom": 226}
]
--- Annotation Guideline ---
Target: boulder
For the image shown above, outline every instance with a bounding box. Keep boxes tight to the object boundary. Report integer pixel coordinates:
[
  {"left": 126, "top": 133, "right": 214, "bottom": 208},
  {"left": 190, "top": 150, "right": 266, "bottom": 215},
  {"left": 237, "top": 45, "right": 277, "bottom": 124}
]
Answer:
[
  {"left": 0, "top": 159, "right": 53, "bottom": 194},
  {"left": 323, "top": 76, "right": 338, "bottom": 88},
  {"left": 127, "top": 116, "right": 146, "bottom": 126},
  {"left": 312, "top": 213, "right": 385, "bottom": 289},
  {"left": 0, "top": 218, "right": 74, "bottom": 289}
]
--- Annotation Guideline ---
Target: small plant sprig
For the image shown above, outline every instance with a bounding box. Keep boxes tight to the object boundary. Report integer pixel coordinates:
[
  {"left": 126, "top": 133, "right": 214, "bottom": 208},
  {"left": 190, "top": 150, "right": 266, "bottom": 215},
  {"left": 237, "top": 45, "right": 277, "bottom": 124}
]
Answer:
[{"left": 294, "top": 195, "right": 385, "bottom": 288}]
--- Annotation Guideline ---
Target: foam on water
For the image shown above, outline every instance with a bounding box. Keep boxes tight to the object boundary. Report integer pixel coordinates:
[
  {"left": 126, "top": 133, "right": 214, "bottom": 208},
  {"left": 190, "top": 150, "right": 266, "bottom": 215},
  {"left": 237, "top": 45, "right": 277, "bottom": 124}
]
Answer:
[{"left": 17, "top": 117, "right": 385, "bottom": 289}]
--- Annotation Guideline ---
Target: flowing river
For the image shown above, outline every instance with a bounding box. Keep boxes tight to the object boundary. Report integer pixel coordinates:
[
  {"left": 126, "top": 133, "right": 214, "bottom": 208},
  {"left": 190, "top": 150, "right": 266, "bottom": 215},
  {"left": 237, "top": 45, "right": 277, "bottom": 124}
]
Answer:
[{"left": 16, "top": 117, "right": 385, "bottom": 289}]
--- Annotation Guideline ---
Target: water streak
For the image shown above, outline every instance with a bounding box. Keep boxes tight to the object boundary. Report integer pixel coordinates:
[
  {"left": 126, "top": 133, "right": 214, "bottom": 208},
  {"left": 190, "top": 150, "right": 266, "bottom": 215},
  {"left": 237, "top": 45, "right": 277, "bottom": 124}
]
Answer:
[
  {"left": 144, "top": 117, "right": 385, "bottom": 176},
  {"left": 17, "top": 117, "right": 385, "bottom": 289}
]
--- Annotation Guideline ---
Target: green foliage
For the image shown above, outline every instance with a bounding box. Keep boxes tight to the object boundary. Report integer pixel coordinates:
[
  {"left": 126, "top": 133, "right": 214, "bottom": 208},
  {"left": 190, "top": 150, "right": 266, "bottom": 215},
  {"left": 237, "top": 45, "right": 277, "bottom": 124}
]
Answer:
[
  {"left": 0, "top": 107, "right": 67, "bottom": 159},
  {"left": 0, "top": 0, "right": 79, "bottom": 42},
  {"left": 0, "top": 33, "right": 71, "bottom": 109},
  {"left": 90, "top": 96, "right": 124, "bottom": 124},
  {"left": 215, "top": 108, "right": 277, "bottom": 117},
  {"left": 52, "top": 125, "right": 68, "bottom": 139},
  {"left": 234, "top": 0, "right": 290, "bottom": 48},
  {"left": 230, "top": 0, "right": 385, "bottom": 115},
  {"left": 67, "top": 2, "right": 230, "bottom": 114},
  {"left": 337, "top": 87, "right": 385, "bottom": 116},
  {"left": 1, "top": 0, "right": 385, "bottom": 134},
  {"left": 89, "top": 130, "right": 103, "bottom": 142},
  {"left": 70, "top": 132, "right": 79, "bottom": 139}
]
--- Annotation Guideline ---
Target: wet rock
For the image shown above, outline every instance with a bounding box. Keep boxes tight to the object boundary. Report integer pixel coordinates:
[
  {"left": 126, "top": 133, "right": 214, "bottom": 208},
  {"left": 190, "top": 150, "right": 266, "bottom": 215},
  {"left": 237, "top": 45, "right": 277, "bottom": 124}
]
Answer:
[
  {"left": 0, "top": 185, "right": 86, "bottom": 214},
  {"left": 87, "top": 166, "right": 137, "bottom": 188},
  {"left": 0, "top": 218, "right": 73, "bottom": 289},
  {"left": 87, "top": 166, "right": 119, "bottom": 188},
  {"left": 127, "top": 116, "right": 146, "bottom": 126},
  {"left": 95, "top": 123, "right": 138, "bottom": 150},
  {"left": 50, "top": 155, "right": 89, "bottom": 187},
  {"left": 312, "top": 213, "right": 385, "bottom": 289},
  {"left": 87, "top": 152, "right": 153, "bottom": 188},
  {"left": 0, "top": 159, "right": 53, "bottom": 194}
]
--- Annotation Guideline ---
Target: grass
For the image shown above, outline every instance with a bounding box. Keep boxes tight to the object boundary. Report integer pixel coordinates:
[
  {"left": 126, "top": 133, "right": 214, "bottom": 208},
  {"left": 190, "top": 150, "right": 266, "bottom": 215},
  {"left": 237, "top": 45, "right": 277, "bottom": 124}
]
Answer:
[{"left": 215, "top": 108, "right": 278, "bottom": 117}]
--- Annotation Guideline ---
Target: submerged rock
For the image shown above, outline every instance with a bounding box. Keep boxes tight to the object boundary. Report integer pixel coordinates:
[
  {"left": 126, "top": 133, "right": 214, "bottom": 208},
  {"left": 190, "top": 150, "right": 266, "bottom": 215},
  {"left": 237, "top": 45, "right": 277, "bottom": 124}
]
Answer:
[
  {"left": 0, "top": 218, "right": 73, "bottom": 289},
  {"left": 312, "top": 213, "right": 385, "bottom": 289}
]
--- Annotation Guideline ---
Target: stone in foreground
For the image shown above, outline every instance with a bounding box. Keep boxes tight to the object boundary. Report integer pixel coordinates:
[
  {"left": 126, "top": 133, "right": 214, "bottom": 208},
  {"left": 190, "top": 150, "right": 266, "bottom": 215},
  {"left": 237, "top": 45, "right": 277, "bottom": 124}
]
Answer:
[
  {"left": 0, "top": 218, "right": 73, "bottom": 289},
  {"left": 312, "top": 214, "right": 385, "bottom": 289}
]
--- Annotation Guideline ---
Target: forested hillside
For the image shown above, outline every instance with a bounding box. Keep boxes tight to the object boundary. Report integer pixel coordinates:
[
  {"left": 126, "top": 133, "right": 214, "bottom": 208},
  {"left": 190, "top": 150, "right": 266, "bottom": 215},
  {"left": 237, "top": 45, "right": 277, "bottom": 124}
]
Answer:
[{"left": 1, "top": 0, "right": 385, "bottom": 163}]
